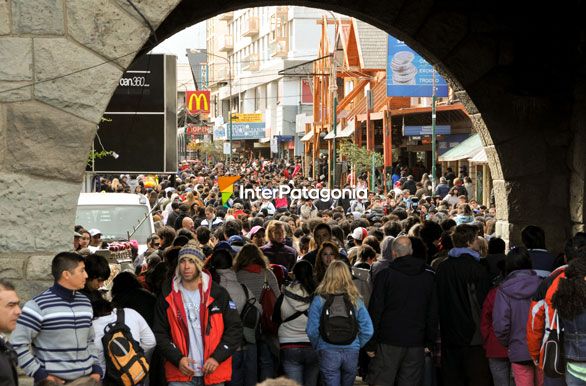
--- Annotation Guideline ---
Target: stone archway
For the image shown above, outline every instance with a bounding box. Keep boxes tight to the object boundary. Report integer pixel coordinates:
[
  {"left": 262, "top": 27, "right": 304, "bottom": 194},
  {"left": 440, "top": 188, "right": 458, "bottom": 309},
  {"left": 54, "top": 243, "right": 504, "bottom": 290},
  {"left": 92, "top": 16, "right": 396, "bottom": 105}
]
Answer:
[{"left": 0, "top": 0, "right": 583, "bottom": 297}]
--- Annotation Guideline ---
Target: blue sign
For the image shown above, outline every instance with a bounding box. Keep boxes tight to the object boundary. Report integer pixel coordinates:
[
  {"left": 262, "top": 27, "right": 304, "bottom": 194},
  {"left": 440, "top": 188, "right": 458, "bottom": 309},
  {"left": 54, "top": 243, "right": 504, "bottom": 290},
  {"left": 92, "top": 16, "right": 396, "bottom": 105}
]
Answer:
[
  {"left": 387, "top": 36, "right": 449, "bottom": 97},
  {"left": 403, "top": 125, "right": 451, "bottom": 136},
  {"left": 213, "top": 122, "right": 266, "bottom": 140}
]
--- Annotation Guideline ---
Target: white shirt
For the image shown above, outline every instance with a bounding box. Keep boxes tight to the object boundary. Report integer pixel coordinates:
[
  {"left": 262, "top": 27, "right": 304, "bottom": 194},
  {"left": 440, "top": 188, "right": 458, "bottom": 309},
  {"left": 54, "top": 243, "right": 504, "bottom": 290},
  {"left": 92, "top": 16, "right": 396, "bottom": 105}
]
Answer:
[{"left": 92, "top": 308, "right": 156, "bottom": 376}]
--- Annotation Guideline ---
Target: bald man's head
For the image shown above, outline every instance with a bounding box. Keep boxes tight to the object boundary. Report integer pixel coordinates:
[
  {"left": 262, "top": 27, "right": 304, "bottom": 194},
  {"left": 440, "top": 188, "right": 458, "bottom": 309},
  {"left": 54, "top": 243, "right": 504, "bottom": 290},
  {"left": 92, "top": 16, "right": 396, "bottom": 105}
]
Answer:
[
  {"left": 392, "top": 236, "right": 413, "bottom": 259},
  {"left": 182, "top": 216, "right": 194, "bottom": 230}
]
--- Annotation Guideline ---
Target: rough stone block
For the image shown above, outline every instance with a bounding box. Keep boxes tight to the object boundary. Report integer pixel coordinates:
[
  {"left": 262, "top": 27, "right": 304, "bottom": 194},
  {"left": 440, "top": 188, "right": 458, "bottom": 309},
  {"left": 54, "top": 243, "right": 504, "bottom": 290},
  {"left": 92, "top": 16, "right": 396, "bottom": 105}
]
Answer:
[
  {"left": 5, "top": 101, "right": 96, "bottom": 181},
  {"left": 12, "top": 0, "right": 64, "bottom": 34},
  {"left": 497, "top": 136, "right": 547, "bottom": 179},
  {"left": 67, "top": 0, "right": 149, "bottom": 68},
  {"left": 15, "top": 280, "right": 53, "bottom": 304},
  {"left": 26, "top": 255, "right": 54, "bottom": 281},
  {"left": 0, "top": 81, "right": 33, "bottom": 102},
  {"left": 0, "top": 257, "right": 25, "bottom": 279},
  {"left": 0, "top": 37, "right": 33, "bottom": 81},
  {"left": 0, "top": 0, "right": 10, "bottom": 35},
  {"left": 114, "top": 0, "right": 181, "bottom": 29},
  {"left": 484, "top": 145, "right": 503, "bottom": 181},
  {"left": 33, "top": 37, "right": 122, "bottom": 122},
  {"left": 570, "top": 172, "right": 584, "bottom": 223},
  {"left": 492, "top": 179, "right": 509, "bottom": 221},
  {"left": 0, "top": 104, "right": 5, "bottom": 168},
  {"left": 0, "top": 172, "right": 81, "bottom": 252}
]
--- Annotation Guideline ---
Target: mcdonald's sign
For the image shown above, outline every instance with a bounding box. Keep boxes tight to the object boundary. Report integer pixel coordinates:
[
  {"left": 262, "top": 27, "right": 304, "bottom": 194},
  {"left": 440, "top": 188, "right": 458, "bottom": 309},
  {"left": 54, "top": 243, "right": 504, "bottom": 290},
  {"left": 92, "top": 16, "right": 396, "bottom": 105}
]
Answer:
[{"left": 186, "top": 90, "right": 211, "bottom": 114}]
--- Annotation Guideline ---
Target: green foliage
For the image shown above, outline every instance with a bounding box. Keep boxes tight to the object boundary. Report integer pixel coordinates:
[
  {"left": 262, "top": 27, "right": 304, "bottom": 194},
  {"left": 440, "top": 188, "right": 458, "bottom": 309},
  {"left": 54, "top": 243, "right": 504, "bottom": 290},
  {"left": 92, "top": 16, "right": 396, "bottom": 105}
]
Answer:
[
  {"left": 193, "top": 141, "right": 224, "bottom": 161},
  {"left": 87, "top": 150, "right": 112, "bottom": 166},
  {"left": 339, "top": 140, "right": 383, "bottom": 175}
]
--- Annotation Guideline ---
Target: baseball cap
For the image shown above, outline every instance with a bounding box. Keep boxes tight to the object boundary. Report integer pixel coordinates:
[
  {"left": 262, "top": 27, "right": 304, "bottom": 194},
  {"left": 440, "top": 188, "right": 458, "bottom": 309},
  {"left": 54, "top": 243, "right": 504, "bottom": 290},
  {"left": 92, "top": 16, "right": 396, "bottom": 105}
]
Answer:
[
  {"left": 350, "top": 227, "right": 368, "bottom": 241},
  {"left": 88, "top": 228, "right": 102, "bottom": 237},
  {"left": 248, "top": 225, "right": 265, "bottom": 238},
  {"left": 74, "top": 231, "right": 82, "bottom": 237}
]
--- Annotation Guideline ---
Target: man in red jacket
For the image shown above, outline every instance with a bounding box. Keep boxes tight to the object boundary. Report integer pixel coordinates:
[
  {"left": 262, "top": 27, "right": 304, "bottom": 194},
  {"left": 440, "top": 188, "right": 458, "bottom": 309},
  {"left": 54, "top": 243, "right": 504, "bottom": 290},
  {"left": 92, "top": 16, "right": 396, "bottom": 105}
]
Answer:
[{"left": 154, "top": 242, "right": 242, "bottom": 385}]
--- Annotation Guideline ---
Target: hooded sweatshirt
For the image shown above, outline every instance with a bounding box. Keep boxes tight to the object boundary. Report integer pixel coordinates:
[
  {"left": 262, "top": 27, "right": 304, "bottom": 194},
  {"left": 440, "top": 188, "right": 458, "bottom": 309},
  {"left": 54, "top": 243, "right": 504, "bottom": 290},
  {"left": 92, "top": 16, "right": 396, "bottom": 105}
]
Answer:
[
  {"left": 493, "top": 269, "right": 542, "bottom": 362},
  {"left": 277, "top": 283, "right": 313, "bottom": 346}
]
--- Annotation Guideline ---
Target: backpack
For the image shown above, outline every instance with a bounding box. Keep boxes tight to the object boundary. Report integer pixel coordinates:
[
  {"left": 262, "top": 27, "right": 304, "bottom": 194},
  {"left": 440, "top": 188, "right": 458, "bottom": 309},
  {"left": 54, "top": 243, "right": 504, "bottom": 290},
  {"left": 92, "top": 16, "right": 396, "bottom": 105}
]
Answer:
[
  {"left": 273, "top": 288, "right": 312, "bottom": 327},
  {"left": 543, "top": 310, "right": 566, "bottom": 378},
  {"left": 319, "top": 294, "right": 359, "bottom": 345},
  {"left": 240, "top": 283, "right": 261, "bottom": 344},
  {"left": 102, "top": 309, "right": 149, "bottom": 386}
]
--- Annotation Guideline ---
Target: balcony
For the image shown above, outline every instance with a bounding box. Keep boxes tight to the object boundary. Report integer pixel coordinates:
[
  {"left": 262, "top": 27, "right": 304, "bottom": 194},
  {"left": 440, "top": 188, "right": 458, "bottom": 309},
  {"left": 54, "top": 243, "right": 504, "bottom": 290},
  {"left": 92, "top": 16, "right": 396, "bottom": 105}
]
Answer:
[
  {"left": 242, "top": 16, "right": 259, "bottom": 37},
  {"left": 243, "top": 53, "right": 259, "bottom": 71},
  {"left": 219, "top": 12, "right": 233, "bottom": 21},
  {"left": 219, "top": 35, "right": 233, "bottom": 52},
  {"left": 270, "top": 37, "right": 288, "bottom": 57}
]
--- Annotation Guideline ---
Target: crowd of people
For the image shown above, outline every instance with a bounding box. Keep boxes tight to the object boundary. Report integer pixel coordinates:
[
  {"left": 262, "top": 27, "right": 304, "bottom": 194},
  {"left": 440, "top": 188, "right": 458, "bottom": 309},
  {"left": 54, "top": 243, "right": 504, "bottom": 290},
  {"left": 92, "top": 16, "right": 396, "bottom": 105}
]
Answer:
[{"left": 1, "top": 157, "right": 585, "bottom": 386}]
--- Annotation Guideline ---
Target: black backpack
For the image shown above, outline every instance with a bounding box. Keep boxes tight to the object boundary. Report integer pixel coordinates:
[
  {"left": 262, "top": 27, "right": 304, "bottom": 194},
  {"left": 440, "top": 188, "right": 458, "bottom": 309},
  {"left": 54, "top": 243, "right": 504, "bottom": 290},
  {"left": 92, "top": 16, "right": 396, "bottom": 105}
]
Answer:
[
  {"left": 240, "top": 284, "right": 261, "bottom": 344},
  {"left": 319, "top": 294, "right": 359, "bottom": 345},
  {"left": 102, "top": 309, "right": 149, "bottom": 386}
]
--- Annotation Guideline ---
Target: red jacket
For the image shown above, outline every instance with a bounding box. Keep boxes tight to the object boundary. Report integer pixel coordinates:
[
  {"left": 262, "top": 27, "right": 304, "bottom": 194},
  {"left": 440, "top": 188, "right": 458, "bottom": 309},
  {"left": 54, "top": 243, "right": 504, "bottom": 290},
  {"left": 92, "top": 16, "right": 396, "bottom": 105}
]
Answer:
[
  {"left": 153, "top": 271, "right": 242, "bottom": 384},
  {"left": 526, "top": 266, "right": 565, "bottom": 367},
  {"left": 480, "top": 287, "right": 508, "bottom": 358}
]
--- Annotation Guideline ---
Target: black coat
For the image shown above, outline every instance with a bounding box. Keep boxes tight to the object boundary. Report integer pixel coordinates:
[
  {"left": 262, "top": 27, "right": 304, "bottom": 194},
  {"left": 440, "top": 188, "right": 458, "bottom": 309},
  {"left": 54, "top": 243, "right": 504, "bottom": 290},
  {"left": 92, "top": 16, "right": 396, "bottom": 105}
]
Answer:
[
  {"left": 0, "top": 338, "right": 18, "bottom": 386},
  {"left": 435, "top": 253, "right": 491, "bottom": 347},
  {"left": 367, "top": 256, "right": 437, "bottom": 350}
]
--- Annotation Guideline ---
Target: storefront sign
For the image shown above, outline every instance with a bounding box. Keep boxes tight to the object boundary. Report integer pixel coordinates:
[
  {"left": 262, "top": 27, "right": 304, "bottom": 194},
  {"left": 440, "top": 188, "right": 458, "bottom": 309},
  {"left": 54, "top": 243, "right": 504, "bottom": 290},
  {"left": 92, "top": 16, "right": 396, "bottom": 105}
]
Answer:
[
  {"left": 186, "top": 90, "right": 210, "bottom": 114},
  {"left": 213, "top": 122, "right": 266, "bottom": 140},
  {"left": 387, "top": 36, "right": 449, "bottom": 97},
  {"left": 403, "top": 125, "right": 451, "bottom": 136},
  {"left": 231, "top": 113, "right": 263, "bottom": 123},
  {"left": 186, "top": 124, "right": 211, "bottom": 135}
]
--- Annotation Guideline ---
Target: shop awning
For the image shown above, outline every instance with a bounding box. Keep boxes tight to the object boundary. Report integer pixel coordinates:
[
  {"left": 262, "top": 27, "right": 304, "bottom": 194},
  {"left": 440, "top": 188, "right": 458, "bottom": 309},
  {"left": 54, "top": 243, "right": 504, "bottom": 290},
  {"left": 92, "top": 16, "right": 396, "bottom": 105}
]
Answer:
[
  {"left": 259, "top": 137, "right": 271, "bottom": 143},
  {"left": 300, "top": 131, "right": 314, "bottom": 142},
  {"left": 469, "top": 147, "right": 488, "bottom": 163},
  {"left": 337, "top": 125, "right": 355, "bottom": 138},
  {"left": 438, "top": 134, "right": 483, "bottom": 162},
  {"left": 324, "top": 131, "right": 336, "bottom": 140}
]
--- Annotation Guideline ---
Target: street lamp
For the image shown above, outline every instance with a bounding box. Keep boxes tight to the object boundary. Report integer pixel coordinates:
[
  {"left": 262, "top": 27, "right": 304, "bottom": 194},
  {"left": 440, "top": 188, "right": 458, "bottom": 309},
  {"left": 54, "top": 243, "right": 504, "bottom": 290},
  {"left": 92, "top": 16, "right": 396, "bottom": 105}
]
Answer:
[{"left": 196, "top": 49, "right": 233, "bottom": 165}]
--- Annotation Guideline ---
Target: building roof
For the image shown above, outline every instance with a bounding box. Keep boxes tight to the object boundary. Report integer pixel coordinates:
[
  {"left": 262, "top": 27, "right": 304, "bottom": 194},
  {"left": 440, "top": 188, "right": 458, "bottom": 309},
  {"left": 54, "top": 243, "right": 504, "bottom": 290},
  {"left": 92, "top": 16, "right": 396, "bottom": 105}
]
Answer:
[{"left": 354, "top": 19, "right": 388, "bottom": 70}]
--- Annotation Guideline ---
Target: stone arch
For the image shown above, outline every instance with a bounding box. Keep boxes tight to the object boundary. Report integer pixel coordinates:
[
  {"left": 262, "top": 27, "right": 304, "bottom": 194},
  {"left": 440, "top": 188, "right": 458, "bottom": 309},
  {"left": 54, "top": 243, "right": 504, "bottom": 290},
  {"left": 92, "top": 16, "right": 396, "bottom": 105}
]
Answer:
[{"left": 0, "top": 1, "right": 583, "bottom": 297}]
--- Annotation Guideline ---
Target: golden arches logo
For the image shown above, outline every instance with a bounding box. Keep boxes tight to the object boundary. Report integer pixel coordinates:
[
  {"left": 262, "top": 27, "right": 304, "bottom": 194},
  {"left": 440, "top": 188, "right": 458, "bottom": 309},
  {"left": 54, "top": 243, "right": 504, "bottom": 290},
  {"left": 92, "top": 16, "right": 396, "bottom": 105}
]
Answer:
[{"left": 186, "top": 91, "right": 210, "bottom": 113}]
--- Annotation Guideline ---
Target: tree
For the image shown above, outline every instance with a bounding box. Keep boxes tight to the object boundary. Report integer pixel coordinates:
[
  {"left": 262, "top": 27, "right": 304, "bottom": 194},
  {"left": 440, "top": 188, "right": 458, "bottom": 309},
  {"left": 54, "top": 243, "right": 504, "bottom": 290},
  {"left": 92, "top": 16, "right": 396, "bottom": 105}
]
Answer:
[
  {"left": 339, "top": 140, "right": 383, "bottom": 176},
  {"left": 191, "top": 140, "right": 224, "bottom": 163}
]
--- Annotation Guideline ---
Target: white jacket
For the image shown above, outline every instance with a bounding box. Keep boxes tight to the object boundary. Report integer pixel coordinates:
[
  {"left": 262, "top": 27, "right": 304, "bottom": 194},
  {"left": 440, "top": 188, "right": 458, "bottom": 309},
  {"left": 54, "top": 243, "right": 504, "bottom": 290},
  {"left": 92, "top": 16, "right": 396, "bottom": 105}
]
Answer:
[
  {"left": 92, "top": 307, "right": 156, "bottom": 376},
  {"left": 278, "top": 283, "right": 313, "bottom": 344}
]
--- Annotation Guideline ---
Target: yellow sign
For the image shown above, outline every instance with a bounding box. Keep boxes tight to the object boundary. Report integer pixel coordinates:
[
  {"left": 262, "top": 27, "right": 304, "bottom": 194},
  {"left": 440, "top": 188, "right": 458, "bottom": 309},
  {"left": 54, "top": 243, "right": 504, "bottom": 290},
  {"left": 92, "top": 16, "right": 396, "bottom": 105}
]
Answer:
[{"left": 231, "top": 113, "right": 263, "bottom": 123}]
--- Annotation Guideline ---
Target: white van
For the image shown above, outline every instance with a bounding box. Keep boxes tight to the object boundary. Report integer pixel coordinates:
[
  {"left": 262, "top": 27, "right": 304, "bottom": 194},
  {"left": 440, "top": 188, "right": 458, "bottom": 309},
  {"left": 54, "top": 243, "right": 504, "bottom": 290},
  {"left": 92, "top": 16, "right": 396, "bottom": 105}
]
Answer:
[{"left": 75, "top": 193, "right": 155, "bottom": 254}]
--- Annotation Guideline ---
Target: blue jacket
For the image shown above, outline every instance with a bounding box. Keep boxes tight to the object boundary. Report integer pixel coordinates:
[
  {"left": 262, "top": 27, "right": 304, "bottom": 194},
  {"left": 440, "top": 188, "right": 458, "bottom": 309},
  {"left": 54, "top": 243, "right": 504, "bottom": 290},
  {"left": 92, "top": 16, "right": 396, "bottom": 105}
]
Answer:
[
  {"left": 306, "top": 295, "right": 373, "bottom": 351},
  {"left": 562, "top": 310, "right": 586, "bottom": 361}
]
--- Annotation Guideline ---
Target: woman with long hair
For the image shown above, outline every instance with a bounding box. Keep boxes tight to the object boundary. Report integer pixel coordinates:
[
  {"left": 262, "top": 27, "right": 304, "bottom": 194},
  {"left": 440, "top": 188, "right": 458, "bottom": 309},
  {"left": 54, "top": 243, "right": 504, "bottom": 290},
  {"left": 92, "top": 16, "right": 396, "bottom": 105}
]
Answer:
[
  {"left": 314, "top": 241, "right": 341, "bottom": 284},
  {"left": 275, "top": 260, "right": 319, "bottom": 385},
  {"left": 552, "top": 257, "right": 586, "bottom": 385},
  {"left": 306, "top": 260, "right": 373, "bottom": 386},
  {"left": 234, "top": 244, "right": 281, "bottom": 381},
  {"left": 493, "top": 247, "right": 543, "bottom": 385}
]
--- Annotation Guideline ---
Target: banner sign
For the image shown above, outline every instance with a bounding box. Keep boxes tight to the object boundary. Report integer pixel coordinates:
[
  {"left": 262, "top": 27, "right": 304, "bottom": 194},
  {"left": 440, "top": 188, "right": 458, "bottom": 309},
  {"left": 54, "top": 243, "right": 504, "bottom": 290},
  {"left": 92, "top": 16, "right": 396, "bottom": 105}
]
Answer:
[
  {"left": 186, "top": 90, "right": 211, "bottom": 114},
  {"left": 186, "top": 124, "right": 211, "bottom": 135},
  {"left": 403, "top": 125, "right": 451, "bottom": 136},
  {"left": 231, "top": 113, "right": 263, "bottom": 123},
  {"left": 387, "top": 36, "right": 449, "bottom": 97},
  {"left": 213, "top": 122, "right": 266, "bottom": 140}
]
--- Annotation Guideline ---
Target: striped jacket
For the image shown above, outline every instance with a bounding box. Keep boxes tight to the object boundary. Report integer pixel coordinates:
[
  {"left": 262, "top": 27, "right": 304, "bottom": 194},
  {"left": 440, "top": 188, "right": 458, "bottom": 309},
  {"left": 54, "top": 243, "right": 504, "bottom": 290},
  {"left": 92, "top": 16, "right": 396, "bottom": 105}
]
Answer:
[{"left": 10, "top": 283, "right": 102, "bottom": 383}]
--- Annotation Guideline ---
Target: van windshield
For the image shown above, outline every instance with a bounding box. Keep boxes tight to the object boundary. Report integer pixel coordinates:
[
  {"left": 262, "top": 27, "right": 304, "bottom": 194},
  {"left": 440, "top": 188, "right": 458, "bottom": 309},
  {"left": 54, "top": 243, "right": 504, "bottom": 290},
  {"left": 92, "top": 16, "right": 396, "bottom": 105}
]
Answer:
[{"left": 75, "top": 205, "right": 151, "bottom": 243}]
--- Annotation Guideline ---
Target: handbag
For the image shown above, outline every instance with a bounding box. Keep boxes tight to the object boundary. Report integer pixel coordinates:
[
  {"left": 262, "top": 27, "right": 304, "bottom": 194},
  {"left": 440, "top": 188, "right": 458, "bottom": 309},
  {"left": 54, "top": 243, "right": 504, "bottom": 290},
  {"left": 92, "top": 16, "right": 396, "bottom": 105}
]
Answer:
[
  {"left": 543, "top": 310, "right": 566, "bottom": 378},
  {"left": 259, "top": 270, "right": 278, "bottom": 336}
]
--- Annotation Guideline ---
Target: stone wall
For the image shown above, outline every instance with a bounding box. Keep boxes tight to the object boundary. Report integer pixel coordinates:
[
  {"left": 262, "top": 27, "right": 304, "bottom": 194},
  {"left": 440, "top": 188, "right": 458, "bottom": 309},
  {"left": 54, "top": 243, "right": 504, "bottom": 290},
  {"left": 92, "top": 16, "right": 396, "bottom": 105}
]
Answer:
[{"left": 0, "top": 0, "right": 181, "bottom": 294}]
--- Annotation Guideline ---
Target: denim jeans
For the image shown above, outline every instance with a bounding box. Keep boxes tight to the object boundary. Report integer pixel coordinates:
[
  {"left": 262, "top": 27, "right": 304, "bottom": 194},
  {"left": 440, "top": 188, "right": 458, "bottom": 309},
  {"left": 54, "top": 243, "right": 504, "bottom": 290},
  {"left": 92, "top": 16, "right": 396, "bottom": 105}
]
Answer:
[
  {"left": 567, "top": 370, "right": 586, "bottom": 386},
  {"left": 259, "top": 340, "right": 277, "bottom": 381},
  {"left": 488, "top": 358, "right": 514, "bottom": 386},
  {"left": 281, "top": 347, "right": 320, "bottom": 386},
  {"left": 168, "top": 378, "right": 204, "bottom": 386},
  {"left": 318, "top": 349, "right": 360, "bottom": 386},
  {"left": 227, "top": 344, "right": 257, "bottom": 386}
]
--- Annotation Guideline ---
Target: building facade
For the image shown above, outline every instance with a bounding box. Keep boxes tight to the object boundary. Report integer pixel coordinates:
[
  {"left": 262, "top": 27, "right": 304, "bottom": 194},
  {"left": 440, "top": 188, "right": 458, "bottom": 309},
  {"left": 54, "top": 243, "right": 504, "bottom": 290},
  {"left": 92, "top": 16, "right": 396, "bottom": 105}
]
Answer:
[{"left": 206, "top": 6, "right": 335, "bottom": 159}]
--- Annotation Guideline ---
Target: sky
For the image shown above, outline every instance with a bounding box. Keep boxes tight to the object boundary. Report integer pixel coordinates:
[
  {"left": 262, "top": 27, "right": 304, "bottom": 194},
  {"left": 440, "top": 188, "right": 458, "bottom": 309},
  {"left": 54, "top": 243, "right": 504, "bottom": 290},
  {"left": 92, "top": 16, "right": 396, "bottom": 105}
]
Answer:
[{"left": 150, "top": 22, "right": 206, "bottom": 63}]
